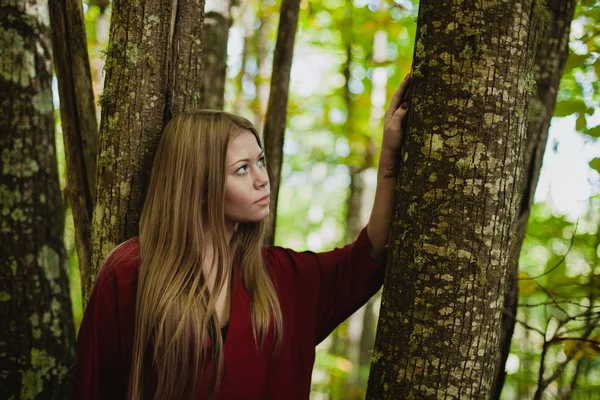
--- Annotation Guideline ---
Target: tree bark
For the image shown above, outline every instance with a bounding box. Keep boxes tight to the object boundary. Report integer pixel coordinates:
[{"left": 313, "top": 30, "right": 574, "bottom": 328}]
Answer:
[
  {"left": 0, "top": 1, "right": 76, "bottom": 397},
  {"left": 254, "top": 4, "right": 270, "bottom": 130},
  {"left": 262, "top": 0, "right": 301, "bottom": 244},
  {"left": 366, "top": 1, "right": 544, "bottom": 398},
  {"left": 87, "top": 0, "right": 205, "bottom": 300},
  {"left": 491, "top": 1, "right": 577, "bottom": 398},
  {"left": 49, "top": 0, "right": 99, "bottom": 294},
  {"left": 233, "top": 3, "right": 251, "bottom": 116},
  {"left": 199, "top": 0, "right": 231, "bottom": 110}
]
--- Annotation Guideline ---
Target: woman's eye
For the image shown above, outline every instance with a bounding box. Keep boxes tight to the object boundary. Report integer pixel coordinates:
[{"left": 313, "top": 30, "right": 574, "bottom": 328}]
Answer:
[
  {"left": 258, "top": 157, "right": 265, "bottom": 167},
  {"left": 235, "top": 165, "right": 249, "bottom": 175}
]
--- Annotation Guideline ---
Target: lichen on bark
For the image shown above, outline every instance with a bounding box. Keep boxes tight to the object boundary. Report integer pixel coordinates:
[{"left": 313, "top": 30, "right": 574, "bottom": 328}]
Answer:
[
  {"left": 0, "top": 1, "right": 76, "bottom": 398},
  {"left": 366, "top": 1, "right": 542, "bottom": 398}
]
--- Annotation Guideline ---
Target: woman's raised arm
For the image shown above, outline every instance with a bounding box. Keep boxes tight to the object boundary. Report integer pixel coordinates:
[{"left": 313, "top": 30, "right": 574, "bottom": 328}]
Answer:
[{"left": 367, "top": 74, "right": 411, "bottom": 261}]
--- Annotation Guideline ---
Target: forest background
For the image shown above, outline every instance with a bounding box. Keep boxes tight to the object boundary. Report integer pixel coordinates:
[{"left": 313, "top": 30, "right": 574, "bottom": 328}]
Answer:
[{"left": 4, "top": 0, "right": 600, "bottom": 398}]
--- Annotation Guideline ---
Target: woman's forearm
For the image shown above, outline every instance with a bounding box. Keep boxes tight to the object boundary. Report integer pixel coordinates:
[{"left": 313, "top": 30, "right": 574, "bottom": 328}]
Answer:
[
  {"left": 367, "top": 147, "right": 400, "bottom": 261},
  {"left": 365, "top": 74, "right": 410, "bottom": 261}
]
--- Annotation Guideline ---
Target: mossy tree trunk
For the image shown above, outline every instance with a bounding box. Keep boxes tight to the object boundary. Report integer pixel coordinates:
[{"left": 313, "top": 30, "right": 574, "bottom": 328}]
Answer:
[
  {"left": 263, "top": 0, "right": 301, "bottom": 245},
  {"left": 366, "top": 1, "right": 545, "bottom": 398},
  {"left": 87, "top": 0, "right": 205, "bottom": 300},
  {"left": 199, "top": 0, "right": 232, "bottom": 110},
  {"left": 49, "top": 0, "right": 99, "bottom": 294},
  {"left": 0, "top": 1, "right": 76, "bottom": 398},
  {"left": 492, "top": 1, "right": 577, "bottom": 398}
]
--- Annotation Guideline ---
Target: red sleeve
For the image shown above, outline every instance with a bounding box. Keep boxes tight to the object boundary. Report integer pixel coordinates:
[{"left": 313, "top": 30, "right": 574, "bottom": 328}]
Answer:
[
  {"left": 312, "top": 227, "right": 384, "bottom": 342},
  {"left": 73, "top": 262, "right": 126, "bottom": 400},
  {"left": 267, "top": 227, "right": 384, "bottom": 344}
]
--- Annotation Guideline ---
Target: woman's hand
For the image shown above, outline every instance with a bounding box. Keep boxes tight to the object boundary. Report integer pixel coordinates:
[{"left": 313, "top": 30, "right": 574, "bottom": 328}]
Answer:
[{"left": 381, "top": 74, "right": 411, "bottom": 153}]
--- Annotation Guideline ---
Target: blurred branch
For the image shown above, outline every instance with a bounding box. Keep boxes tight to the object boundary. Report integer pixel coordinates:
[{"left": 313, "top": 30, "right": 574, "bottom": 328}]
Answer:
[
  {"left": 506, "top": 311, "right": 546, "bottom": 337},
  {"left": 562, "top": 358, "right": 584, "bottom": 400},
  {"left": 519, "top": 219, "right": 578, "bottom": 281},
  {"left": 519, "top": 300, "right": 600, "bottom": 309},
  {"left": 533, "top": 315, "right": 600, "bottom": 400},
  {"left": 548, "top": 337, "right": 600, "bottom": 346}
]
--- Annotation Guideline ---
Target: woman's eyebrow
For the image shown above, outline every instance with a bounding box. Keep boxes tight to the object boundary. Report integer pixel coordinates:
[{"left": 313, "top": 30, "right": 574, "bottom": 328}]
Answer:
[{"left": 230, "top": 151, "right": 264, "bottom": 167}]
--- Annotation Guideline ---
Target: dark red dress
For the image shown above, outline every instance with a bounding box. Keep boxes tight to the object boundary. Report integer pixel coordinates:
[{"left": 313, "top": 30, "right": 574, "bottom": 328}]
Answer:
[{"left": 73, "top": 228, "right": 384, "bottom": 399}]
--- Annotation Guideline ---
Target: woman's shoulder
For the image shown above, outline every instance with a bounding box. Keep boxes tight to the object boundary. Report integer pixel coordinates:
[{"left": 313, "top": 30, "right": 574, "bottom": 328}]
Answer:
[
  {"left": 96, "top": 237, "right": 141, "bottom": 287},
  {"left": 261, "top": 244, "right": 303, "bottom": 265}
]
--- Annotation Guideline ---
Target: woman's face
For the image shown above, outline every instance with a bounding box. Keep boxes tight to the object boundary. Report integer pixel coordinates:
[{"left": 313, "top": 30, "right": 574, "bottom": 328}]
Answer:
[{"left": 224, "top": 131, "right": 270, "bottom": 228}]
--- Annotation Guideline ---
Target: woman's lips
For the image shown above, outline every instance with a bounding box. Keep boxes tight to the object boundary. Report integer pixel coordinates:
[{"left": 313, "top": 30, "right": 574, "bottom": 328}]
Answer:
[{"left": 256, "top": 195, "right": 270, "bottom": 205}]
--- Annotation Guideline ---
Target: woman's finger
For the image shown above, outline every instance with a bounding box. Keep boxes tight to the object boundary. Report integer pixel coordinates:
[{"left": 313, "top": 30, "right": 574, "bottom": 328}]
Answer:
[{"left": 388, "top": 74, "right": 411, "bottom": 111}]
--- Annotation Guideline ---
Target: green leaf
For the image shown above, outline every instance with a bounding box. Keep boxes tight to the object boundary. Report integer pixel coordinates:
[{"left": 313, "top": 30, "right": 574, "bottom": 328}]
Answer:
[
  {"left": 563, "top": 53, "right": 588, "bottom": 74},
  {"left": 554, "top": 99, "right": 587, "bottom": 117},
  {"left": 584, "top": 125, "right": 600, "bottom": 138},
  {"left": 589, "top": 157, "right": 600, "bottom": 173},
  {"left": 576, "top": 113, "right": 587, "bottom": 131}
]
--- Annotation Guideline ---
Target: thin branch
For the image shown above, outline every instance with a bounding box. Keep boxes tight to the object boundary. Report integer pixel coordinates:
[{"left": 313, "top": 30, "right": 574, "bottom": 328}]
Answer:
[
  {"left": 519, "top": 219, "right": 579, "bottom": 281},
  {"left": 505, "top": 312, "right": 546, "bottom": 337},
  {"left": 519, "top": 300, "right": 600, "bottom": 309},
  {"left": 537, "top": 316, "right": 600, "bottom": 396},
  {"left": 548, "top": 337, "right": 600, "bottom": 346}
]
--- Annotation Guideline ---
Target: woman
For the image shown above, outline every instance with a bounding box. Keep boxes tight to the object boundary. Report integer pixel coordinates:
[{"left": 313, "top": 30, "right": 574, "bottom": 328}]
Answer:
[{"left": 74, "top": 75, "right": 411, "bottom": 400}]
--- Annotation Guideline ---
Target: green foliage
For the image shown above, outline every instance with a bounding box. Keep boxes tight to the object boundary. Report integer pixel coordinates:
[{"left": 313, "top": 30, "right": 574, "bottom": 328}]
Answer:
[
  {"left": 554, "top": 1, "right": 600, "bottom": 139},
  {"left": 505, "top": 199, "right": 600, "bottom": 399}
]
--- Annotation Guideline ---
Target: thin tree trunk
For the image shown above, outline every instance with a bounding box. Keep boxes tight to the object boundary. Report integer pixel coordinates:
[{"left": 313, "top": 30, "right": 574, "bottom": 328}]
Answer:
[
  {"left": 0, "top": 1, "right": 76, "bottom": 397},
  {"left": 167, "top": 0, "right": 206, "bottom": 117},
  {"left": 366, "top": 1, "right": 544, "bottom": 398},
  {"left": 49, "top": 0, "right": 99, "bottom": 294},
  {"left": 255, "top": 5, "right": 270, "bottom": 130},
  {"left": 233, "top": 3, "right": 251, "bottom": 116},
  {"left": 87, "top": 0, "right": 205, "bottom": 300},
  {"left": 262, "top": 0, "right": 301, "bottom": 244},
  {"left": 491, "top": 1, "right": 577, "bottom": 398},
  {"left": 199, "top": 0, "right": 231, "bottom": 110}
]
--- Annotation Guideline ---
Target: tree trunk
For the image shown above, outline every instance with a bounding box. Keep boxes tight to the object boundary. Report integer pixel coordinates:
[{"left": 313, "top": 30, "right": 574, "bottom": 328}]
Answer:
[
  {"left": 49, "top": 0, "right": 99, "bottom": 294},
  {"left": 233, "top": 2, "right": 251, "bottom": 116},
  {"left": 87, "top": 0, "right": 205, "bottom": 300},
  {"left": 254, "top": 4, "right": 270, "bottom": 130},
  {"left": 491, "top": 1, "right": 577, "bottom": 398},
  {"left": 0, "top": 1, "right": 76, "bottom": 398},
  {"left": 366, "top": 1, "right": 544, "bottom": 398},
  {"left": 199, "top": 0, "right": 231, "bottom": 110},
  {"left": 262, "top": 0, "right": 301, "bottom": 244}
]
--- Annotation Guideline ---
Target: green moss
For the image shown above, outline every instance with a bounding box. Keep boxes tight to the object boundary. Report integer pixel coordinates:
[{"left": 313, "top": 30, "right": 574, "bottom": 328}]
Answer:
[
  {"left": 0, "top": 27, "right": 36, "bottom": 87},
  {"left": 408, "top": 202, "right": 417, "bottom": 217},
  {"left": 523, "top": 71, "right": 537, "bottom": 96},
  {"left": 370, "top": 349, "right": 383, "bottom": 363},
  {"left": 37, "top": 245, "right": 60, "bottom": 282},
  {"left": 413, "top": 254, "right": 426, "bottom": 271},
  {"left": 98, "top": 85, "right": 116, "bottom": 109},
  {"left": 19, "top": 349, "right": 56, "bottom": 400},
  {"left": 477, "top": 261, "right": 487, "bottom": 286},
  {"left": 107, "top": 113, "right": 120, "bottom": 131},
  {"left": 461, "top": 43, "right": 473, "bottom": 59},
  {"left": 456, "top": 158, "right": 471, "bottom": 175},
  {"left": 127, "top": 44, "right": 139, "bottom": 65},
  {"left": 31, "top": 88, "right": 53, "bottom": 115},
  {"left": 144, "top": 54, "right": 158, "bottom": 74},
  {"left": 409, "top": 329, "right": 421, "bottom": 351},
  {"left": 532, "top": 0, "right": 551, "bottom": 42}
]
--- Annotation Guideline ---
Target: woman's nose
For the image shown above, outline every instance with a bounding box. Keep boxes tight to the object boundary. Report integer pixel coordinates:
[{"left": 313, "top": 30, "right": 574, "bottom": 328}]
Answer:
[{"left": 254, "top": 167, "right": 269, "bottom": 188}]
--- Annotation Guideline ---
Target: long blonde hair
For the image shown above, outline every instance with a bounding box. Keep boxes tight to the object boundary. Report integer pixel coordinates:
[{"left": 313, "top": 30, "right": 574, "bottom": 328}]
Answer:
[{"left": 128, "top": 110, "right": 283, "bottom": 400}]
